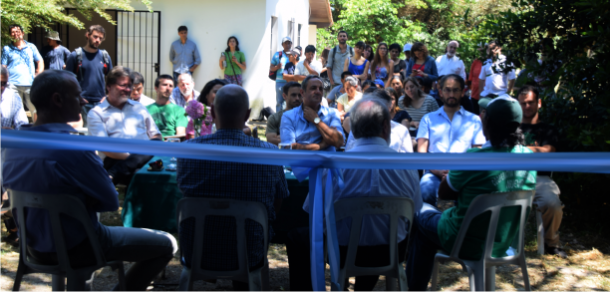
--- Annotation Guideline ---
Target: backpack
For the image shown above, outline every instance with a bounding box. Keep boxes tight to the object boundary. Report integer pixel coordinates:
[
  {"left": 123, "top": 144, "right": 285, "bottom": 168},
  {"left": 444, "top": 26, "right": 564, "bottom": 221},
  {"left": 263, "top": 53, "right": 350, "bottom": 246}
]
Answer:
[
  {"left": 74, "top": 47, "right": 110, "bottom": 81},
  {"left": 331, "top": 45, "right": 354, "bottom": 64},
  {"left": 268, "top": 51, "right": 283, "bottom": 81}
]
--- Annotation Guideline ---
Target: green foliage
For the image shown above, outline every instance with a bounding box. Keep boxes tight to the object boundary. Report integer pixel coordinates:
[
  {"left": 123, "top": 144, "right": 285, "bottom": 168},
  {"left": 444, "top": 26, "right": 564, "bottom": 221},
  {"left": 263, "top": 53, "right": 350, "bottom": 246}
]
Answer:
[{"left": 1, "top": 0, "right": 152, "bottom": 46}]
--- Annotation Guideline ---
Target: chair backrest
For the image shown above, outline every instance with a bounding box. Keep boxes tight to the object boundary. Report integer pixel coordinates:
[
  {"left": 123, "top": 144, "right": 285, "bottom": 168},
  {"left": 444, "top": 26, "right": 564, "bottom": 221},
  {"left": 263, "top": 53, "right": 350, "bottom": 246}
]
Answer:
[
  {"left": 449, "top": 191, "right": 534, "bottom": 262},
  {"left": 333, "top": 197, "right": 414, "bottom": 276},
  {"left": 176, "top": 198, "right": 269, "bottom": 278},
  {"left": 9, "top": 190, "right": 108, "bottom": 273}
]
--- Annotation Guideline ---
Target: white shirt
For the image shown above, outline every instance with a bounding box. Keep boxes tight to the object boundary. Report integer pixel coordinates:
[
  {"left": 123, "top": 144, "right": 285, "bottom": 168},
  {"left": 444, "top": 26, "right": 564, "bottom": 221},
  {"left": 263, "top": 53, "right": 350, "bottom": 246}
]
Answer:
[
  {"left": 436, "top": 54, "right": 466, "bottom": 80},
  {"left": 294, "top": 59, "right": 323, "bottom": 79},
  {"left": 133, "top": 94, "right": 155, "bottom": 107},
  {"left": 345, "top": 120, "right": 414, "bottom": 153},
  {"left": 479, "top": 55, "right": 516, "bottom": 97},
  {"left": 326, "top": 137, "right": 422, "bottom": 246},
  {"left": 87, "top": 99, "right": 160, "bottom": 140},
  {"left": 1, "top": 88, "right": 28, "bottom": 129},
  {"left": 416, "top": 106, "right": 486, "bottom": 153}
]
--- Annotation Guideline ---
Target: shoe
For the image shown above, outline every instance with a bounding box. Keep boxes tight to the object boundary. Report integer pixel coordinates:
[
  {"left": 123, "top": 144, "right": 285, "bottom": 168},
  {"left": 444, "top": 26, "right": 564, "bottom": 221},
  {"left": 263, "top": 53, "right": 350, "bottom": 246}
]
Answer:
[
  {"left": 2, "top": 232, "right": 19, "bottom": 247},
  {"left": 545, "top": 245, "right": 567, "bottom": 259}
]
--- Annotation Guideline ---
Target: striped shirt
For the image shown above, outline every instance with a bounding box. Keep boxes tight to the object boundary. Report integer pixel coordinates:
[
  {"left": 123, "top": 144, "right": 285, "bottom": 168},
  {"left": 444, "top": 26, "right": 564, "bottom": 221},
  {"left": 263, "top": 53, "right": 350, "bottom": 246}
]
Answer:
[
  {"left": 1, "top": 88, "right": 28, "bottom": 129},
  {"left": 397, "top": 94, "right": 439, "bottom": 122}
]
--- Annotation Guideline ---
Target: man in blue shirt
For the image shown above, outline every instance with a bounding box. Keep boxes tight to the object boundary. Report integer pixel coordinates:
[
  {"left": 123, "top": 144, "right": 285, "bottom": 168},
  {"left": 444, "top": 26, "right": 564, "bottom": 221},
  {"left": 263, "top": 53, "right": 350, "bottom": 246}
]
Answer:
[
  {"left": 1, "top": 24, "right": 44, "bottom": 122},
  {"left": 2, "top": 70, "right": 177, "bottom": 290},
  {"left": 169, "top": 26, "right": 201, "bottom": 83},
  {"left": 326, "top": 71, "right": 352, "bottom": 108},
  {"left": 40, "top": 31, "right": 71, "bottom": 70},
  {"left": 416, "top": 74, "right": 486, "bottom": 206},
  {"left": 270, "top": 36, "right": 293, "bottom": 113},
  {"left": 280, "top": 75, "right": 345, "bottom": 151},
  {"left": 65, "top": 24, "right": 113, "bottom": 125}
]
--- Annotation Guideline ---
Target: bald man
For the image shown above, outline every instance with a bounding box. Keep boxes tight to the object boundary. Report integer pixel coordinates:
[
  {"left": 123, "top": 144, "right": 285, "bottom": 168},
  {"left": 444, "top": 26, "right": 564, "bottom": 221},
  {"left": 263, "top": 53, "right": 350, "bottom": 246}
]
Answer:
[
  {"left": 435, "top": 41, "right": 466, "bottom": 80},
  {"left": 176, "top": 85, "right": 289, "bottom": 290}
]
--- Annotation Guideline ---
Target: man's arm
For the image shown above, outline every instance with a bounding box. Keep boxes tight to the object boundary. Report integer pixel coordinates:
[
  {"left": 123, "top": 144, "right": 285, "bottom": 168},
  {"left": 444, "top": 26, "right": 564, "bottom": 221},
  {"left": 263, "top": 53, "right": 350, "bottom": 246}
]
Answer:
[
  {"left": 169, "top": 43, "right": 175, "bottom": 64},
  {"left": 192, "top": 43, "right": 202, "bottom": 67},
  {"left": 417, "top": 138, "right": 429, "bottom": 153},
  {"left": 175, "top": 127, "right": 186, "bottom": 136},
  {"left": 270, "top": 52, "right": 282, "bottom": 71},
  {"left": 304, "top": 107, "right": 344, "bottom": 148},
  {"left": 303, "top": 60, "right": 319, "bottom": 76},
  {"left": 35, "top": 60, "right": 44, "bottom": 75},
  {"left": 527, "top": 144, "right": 555, "bottom": 153},
  {"left": 507, "top": 79, "right": 516, "bottom": 94},
  {"left": 283, "top": 72, "right": 295, "bottom": 82},
  {"left": 326, "top": 50, "right": 335, "bottom": 85},
  {"left": 266, "top": 133, "right": 281, "bottom": 146}
]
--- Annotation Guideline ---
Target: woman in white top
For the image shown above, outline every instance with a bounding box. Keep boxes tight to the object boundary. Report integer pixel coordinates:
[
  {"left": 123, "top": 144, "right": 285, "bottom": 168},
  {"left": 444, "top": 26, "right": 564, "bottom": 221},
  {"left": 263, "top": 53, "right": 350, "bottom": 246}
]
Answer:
[
  {"left": 398, "top": 77, "right": 439, "bottom": 129},
  {"left": 337, "top": 76, "right": 363, "bottom": 119}
]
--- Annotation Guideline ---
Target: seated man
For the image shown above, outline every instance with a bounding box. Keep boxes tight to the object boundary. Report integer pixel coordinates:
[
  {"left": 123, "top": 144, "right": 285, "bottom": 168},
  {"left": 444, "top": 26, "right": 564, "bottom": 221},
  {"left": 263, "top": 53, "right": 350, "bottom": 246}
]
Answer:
[
  {"left": 130, "top": 71, "right": 155, "bottom": 106},
  {"left": 286, "top": 98, "right": 422, "bottom": 290},
  {"left": 345, "top": 89, "right": 413, "bottom": 153},
  {"left": 280, "top": 75, "right": 345, "bottom": 151},
  {"left": 176, "top": 85, "right": 289, "bottom": 290},
  {"left": 327, "top": 71, "right": 353, "bottom": 108},
  {"left": 265, "top": 81, "right": 302, "bottom": 145},
  {"left": 2, "top": 70, "right": 177, "bottom": 291},
  {"left": 88, "top": 66, "right": 162, "bottom": 185},
  {"left": 170, "top": 73, "right": 200, "bottom": 108},
  {"left": 417, "top": 74, "right": 486, "bottom": 206},
  {"left": 146, "top": 74, "right": 188, "bottom": 138},
  {"left": 1, "top": 66, "right": 28, "bottom": 129},
  {"left": 406, "top": 98, "right": 537, "bottom": 290}
]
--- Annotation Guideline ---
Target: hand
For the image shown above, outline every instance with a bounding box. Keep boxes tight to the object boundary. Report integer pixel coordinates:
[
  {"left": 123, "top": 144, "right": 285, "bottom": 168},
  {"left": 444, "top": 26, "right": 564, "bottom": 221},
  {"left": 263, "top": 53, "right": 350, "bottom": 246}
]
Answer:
[
  {"left": 318, "top": 140, "right": 329, "bottom": 150},
  {"left": 302, "top": 106, "right": 319, "bottom": 124},
  {"left": 220, "top": 55, "right": 226, "bottom": 61},
  {"left": 410, "top": 121, "right": 420, "bottom": 128},
  {"left": 232, "top": 56, "right": 238, "bottom": 63}
]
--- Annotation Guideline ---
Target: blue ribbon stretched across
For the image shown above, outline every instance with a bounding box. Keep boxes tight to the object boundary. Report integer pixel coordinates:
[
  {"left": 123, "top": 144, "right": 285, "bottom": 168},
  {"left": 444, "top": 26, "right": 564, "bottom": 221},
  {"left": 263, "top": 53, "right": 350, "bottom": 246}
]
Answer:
[{"left": 3, "top": 131, "right": 610, "bottom": 292}]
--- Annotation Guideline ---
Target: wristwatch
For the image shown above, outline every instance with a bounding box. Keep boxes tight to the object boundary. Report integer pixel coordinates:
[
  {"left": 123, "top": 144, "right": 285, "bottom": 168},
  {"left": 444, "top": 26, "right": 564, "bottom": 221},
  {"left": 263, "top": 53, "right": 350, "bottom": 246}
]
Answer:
[{"left": 314, "top": 117, "right": 321, "bottom": 125}]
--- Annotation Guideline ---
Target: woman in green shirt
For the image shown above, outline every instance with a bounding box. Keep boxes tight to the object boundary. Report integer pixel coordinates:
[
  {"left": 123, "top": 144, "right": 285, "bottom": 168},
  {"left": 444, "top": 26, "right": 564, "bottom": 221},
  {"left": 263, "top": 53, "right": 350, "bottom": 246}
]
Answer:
[{"left": 219, "top": 36, "right": 246, "bottom": 85}]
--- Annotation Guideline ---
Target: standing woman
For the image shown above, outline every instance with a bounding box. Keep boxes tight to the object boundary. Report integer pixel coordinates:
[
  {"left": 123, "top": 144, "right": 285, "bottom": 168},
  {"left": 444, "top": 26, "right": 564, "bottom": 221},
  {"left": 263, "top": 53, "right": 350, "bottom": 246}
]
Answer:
[
  {"left": 364, "top": 44, "right": 374, "bottom": 80},
  {"left": 370, "top": 42, "right": 394, "bottom": 86},
  {"left": 343, "top": 41, "right": 370, "bottom": 83},
  {"left": 219, "top": 36, "right": 246, "bottom": 85},
  {"left": 389, "top": 43, "right": 407, "bottom": 77},
  {"left": 406, "top": 42, "right": 438, "bottom": 83}
]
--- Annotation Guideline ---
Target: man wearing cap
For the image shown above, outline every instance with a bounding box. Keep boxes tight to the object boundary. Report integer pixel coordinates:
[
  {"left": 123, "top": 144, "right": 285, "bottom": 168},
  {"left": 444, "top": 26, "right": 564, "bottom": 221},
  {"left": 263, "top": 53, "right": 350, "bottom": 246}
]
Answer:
[
  {"left": 479, "top": 40, "right": 516, "bottom": 98},
  {"left": 417, "top": 74, "right": 486, "bottom": 206},
  {"left": 436, "top": 41, "right": 466, "bottom": 80},
  {"left": 407, "top": 97, "right": 537, "bottom": 290},
  {"left": 517, "top": 84, "right": 567, "bottom": 258},
  {"left": 270, "top": 36, "right": 293, "bottom": 113},
  {"left": 41, "top": 31, "right": 71, "bottom": 70},
  {"left": 282, "top": 48, "right": 301, "bottom": 82},
  {"left": 326, "top": 31, "right": 354, "bottom": 88},
  {"left": 403, "top": 43, "right": 413, "bottom": 63}
]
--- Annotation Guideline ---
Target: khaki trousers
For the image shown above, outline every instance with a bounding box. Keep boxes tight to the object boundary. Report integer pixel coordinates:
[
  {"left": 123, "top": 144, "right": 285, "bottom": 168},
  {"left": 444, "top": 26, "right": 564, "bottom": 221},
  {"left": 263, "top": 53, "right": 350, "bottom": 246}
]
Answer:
[{"left": 534, "top": 175, "right": 563, "bottom": 247}]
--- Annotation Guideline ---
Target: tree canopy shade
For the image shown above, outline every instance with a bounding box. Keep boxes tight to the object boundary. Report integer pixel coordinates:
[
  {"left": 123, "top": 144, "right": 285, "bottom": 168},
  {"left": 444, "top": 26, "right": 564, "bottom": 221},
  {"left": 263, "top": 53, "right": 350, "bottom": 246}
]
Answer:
[{"left": 0, "top": 0, "right": 152, "bottom": 46}]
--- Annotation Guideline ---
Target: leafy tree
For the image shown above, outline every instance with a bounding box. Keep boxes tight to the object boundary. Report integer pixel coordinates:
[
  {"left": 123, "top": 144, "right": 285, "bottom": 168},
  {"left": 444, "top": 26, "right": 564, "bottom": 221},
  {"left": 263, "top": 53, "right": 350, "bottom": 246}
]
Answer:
[{"left": 1, "top": 0, "right": 151, "bottom": 45}]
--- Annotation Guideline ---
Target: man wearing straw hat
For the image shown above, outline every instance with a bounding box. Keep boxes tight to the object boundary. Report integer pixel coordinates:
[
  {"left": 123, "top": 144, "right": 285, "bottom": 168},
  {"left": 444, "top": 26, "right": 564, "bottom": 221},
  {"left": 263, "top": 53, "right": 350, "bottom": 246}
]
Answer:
[{"left": 41, "top": 31, "right": 71, "bottom": 70}]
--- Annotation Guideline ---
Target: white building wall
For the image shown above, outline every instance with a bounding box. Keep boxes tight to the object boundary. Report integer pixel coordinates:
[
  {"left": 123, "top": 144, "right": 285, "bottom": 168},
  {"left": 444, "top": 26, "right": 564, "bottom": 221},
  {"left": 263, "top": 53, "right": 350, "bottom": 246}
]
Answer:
[{"left": 126, "top": 0, "right": 312, "bottom": 116}]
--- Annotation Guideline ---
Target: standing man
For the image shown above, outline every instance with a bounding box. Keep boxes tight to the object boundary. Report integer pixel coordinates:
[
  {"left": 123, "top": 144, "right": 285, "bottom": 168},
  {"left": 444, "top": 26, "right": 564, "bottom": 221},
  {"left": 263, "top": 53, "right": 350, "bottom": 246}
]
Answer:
[
  {"left": 479, "top": 40, "right": 516, "bottom": 98},
  {"left": 147, "top": 74, "right": 188, "bottom": 138},
  {"left": 436, "top": 41, "right": 466, "bottom": 80},
  {"left": 517, "top": 84, "right": 567, "bottom": 258},
  {"left": 280, "top": 75, "right": 344, "bottom": 151},
  {"left": 169, "top": 73, "right": 200, "bottom": 108},
  {"left": 270, "top": 36, "right": 293, "bottom": 113},
  {"left": 416, "top": 74, "right": 486, "bottom": 206},
  {"left": 1, "top": 24, "right": 44, "bottom": 121},
  {"left": 265, "top": 81, "right": 302, "bottom": 145},
  {"left": 65, "top": 24, "right": 113, "bottom": 125},
  {"left": 170, "top": 26, "right": 201, "bottom": 83},
  {"left": 326, "top": 31, "right": 354, "bottom": 88},
  {"left": 40, "top": 31, "right": 71, "bottom": 70},
  {"left": 294, "top": 45, "right": 323, "bottom": 80},
  {"left": 130, "top": 71, "right": 155, "bottom": 106},
  {"left": 403, "top": 43, "right": 413, "bottom": 63},
  {"left": 466, "top": 43, "right": 487, "bottom": 114}
]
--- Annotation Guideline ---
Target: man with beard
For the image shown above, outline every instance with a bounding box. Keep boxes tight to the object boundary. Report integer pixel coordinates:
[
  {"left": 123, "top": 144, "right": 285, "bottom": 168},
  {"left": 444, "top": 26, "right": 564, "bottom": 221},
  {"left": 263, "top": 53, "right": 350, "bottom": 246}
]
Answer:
[
  {"left": 265, "top": 81, "right": 302, "bottom": 145},
  {"left": 66, "top": 25, "right": 113, "bottom": 125},
  {"left": 280, "top": 75, "right": 344, "bottom": 151},
  {"left": 436, "top": 41, "right": 466, "bottom": 80},
  {"left": 326, "top": 31, "right": 354, "bottom": 88},
  {"left": 416, "top": 74, "right": 486, "bottom": 206},
  {"left": 169, "top": 73, "right": 200, "bottom": 108},
  {"left": 88, "top": 66, "right": 161, "bottom": 185},
  {"left": 147, "top": 75, "right": 188, "bottom": 137}
]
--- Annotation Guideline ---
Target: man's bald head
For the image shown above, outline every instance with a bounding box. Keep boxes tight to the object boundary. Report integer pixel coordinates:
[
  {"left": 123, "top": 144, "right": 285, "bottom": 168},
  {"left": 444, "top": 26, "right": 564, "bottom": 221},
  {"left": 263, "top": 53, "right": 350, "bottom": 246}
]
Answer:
[
  {"left": 212, "top": 85, "right": 250, "bottom": 129},
  {"left": 350, "top": 98, "right": 390, "bottom": 140}
]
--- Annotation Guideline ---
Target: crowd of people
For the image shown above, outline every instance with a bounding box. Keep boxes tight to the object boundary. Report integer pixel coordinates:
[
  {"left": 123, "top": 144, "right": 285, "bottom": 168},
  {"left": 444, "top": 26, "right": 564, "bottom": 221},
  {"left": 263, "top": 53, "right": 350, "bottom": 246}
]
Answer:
[{"left": 0, "top": 22, "right": 568, "bottom": 291}]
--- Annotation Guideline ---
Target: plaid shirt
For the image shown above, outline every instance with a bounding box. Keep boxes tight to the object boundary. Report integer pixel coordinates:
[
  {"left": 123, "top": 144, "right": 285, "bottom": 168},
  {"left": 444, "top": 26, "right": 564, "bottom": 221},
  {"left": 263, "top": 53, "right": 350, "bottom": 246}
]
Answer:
[
  {"left": 177, "top": 129, "right": 289, "bottom": 270},
  {"left": 1, "top": 88, "right": 28, "bottom": 129}
]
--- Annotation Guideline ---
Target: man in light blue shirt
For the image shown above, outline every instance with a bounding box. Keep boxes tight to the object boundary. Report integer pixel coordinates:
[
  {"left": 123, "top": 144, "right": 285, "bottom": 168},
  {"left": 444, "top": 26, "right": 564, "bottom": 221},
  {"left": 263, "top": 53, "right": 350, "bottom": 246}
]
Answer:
[
  {"left": 416, "top": 74, "right": 486, "bottom": 205},
  {"left": 169, "top": 26, "right": 201, "bottom": 82},
  {"left": 1, "top": 24, "right": 44, "bottom": 121},
  {"left": 270, "top": 36, "right": 293, "bottom": 113},
  {"left": 280, "top": 75, "right": 344, "bottom": 151}
]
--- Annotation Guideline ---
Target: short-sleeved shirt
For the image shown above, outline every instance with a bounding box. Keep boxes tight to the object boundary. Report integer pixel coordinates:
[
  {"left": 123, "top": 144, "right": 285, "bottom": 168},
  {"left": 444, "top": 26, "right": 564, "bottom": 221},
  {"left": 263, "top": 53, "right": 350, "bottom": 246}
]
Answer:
[
  {"left": 283, "top": 62, "right": 296, "bottom": 76},
  {"left": 1, "top": 88, "right": 28, "bottom": 129},
  {"left": 295, "top": 59, "right": 323, "bottom": 78},
  {"left": 416, "top": 106, "right": 486, "bottom": 153},
  {"left": 280, "top": 104, "right": 345, "bottom": 151},
  {"left": 398, "top": 95, "right": 440, "bottom": 122},
  {"left": 337, "top": 92, "right": 363, "bottom": 113},
  {"left": 440, "top": 145, "right": 537, "bottom": 260},
  {"left": 326, "top": 45, "right": 353, "bottom": 85},
  {"left": 479, "top": 55, "right": 516, "bottom": 97},
  {"left": 223, "top": 51, "right": 245, "bottom": 76},
  {"left": 265, "top": 110, "right": 284, "bottom": 136},
  {"left": 65, "top": 49, "right": 113, "bottom": 103},
  {"left": 1, "top": 41, "right": 43, "bottom": 86},
  {"left": 87, "top": 99, "right": 160, "bottom": 140},
  {"left": 41, "top": 45, "right": 71, "bottom": 70},
  {"left": 146, "top": 103, "right": 188, "bottom": 137},
  {"left": 271, "top": 51, "right": 291, "bottom": 82},
  {"left": 520, "top": 122, "right": 559, "bottom": 176}
]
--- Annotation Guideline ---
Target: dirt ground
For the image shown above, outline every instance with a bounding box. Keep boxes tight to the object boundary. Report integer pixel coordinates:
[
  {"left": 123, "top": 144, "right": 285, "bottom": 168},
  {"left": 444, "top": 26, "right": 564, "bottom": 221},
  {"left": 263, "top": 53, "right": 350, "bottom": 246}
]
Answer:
[{"left": 2, "top": 188, "right": 610, "bottom": 291}]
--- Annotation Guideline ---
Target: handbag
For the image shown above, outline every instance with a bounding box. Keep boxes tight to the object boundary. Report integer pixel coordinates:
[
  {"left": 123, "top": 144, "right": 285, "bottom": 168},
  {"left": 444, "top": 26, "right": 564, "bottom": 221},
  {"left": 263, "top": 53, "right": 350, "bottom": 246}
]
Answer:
[{"left": 268, "top": 51, "right": 283, "bottom": 81}]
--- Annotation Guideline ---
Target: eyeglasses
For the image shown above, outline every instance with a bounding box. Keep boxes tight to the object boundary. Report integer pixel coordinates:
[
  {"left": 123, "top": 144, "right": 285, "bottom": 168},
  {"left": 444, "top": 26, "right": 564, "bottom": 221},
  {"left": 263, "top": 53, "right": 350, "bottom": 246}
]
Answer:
[{"left": 442, "top": 88, "right": 462, "bottom": 94}]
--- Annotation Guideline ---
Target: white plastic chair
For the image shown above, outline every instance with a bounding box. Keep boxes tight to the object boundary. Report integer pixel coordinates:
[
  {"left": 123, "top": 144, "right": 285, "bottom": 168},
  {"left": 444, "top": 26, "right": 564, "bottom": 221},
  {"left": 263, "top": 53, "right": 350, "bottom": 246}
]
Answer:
[
  {"left": 176, "top": 198, "right": 270, "bottom": 291},
  {"left": 333, "top": 197, "right": 415, "bottom": 291},
  {"left": 9, "top": 190, "right": 126, "bottom": 291},
  {"left": 534, "top": 204, "right": 545, "bottom": 255},
  {"left": 430, "top": 191, "right": 534, "bottom": 291}
]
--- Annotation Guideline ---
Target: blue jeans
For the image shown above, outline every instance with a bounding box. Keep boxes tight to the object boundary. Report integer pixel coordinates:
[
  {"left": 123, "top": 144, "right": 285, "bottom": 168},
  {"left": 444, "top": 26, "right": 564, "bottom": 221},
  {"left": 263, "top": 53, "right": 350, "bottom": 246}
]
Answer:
[
  {"left": 97, "top": 224, "right": 178, "bottom": 290},
  {"left": 275, "top": 81, "right": 286, "bottom": 113},
  {"left": 420, "top": 172, "right": 442, "bottom": 206},
  {"left": 406, "top": 203, "right": 445, "bottom": 291}
]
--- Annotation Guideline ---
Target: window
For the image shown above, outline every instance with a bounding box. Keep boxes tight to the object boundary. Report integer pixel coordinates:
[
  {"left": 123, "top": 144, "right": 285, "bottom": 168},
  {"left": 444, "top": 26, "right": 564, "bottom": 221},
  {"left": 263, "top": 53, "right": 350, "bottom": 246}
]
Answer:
[
  {"left": 270, "top": 16, "right": 278, "bottom": 59},
  {"left": 287, "top": 19, "right": 294, "bottom": 45},
  {"left": 298, "top": 24, "right": 302, "bottom": 47}
]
